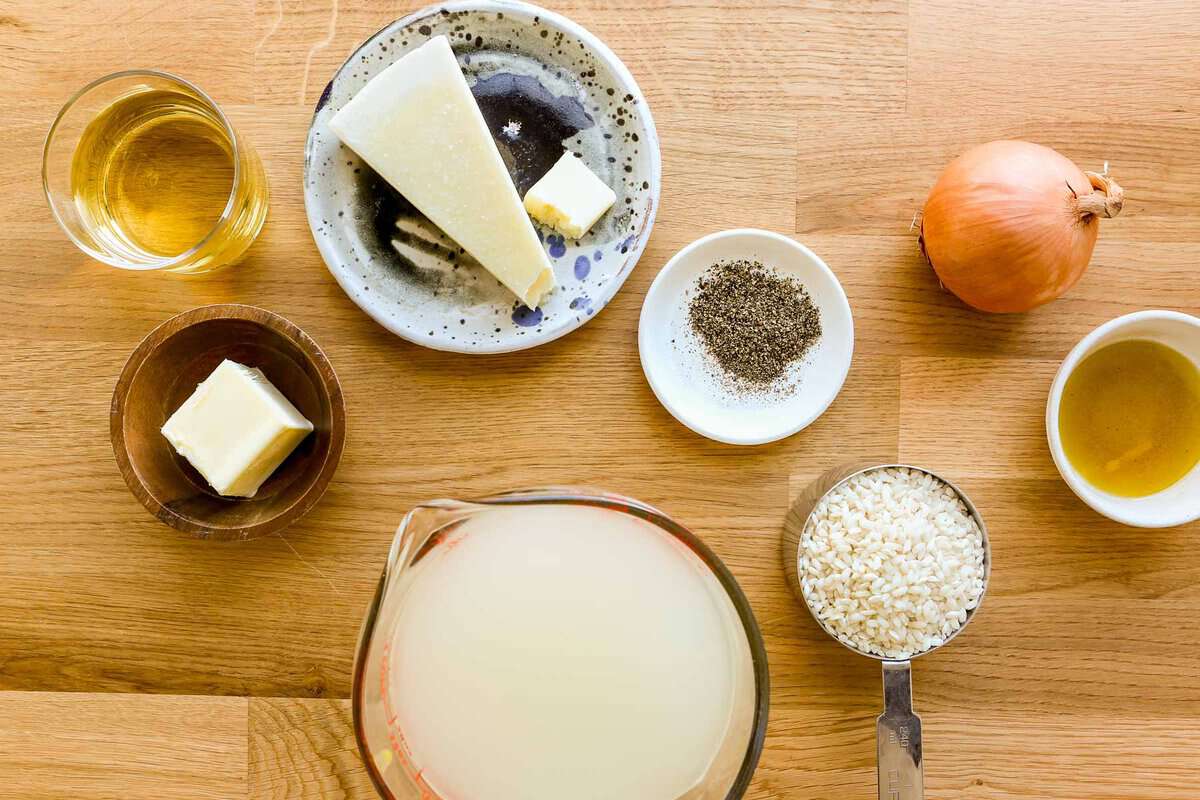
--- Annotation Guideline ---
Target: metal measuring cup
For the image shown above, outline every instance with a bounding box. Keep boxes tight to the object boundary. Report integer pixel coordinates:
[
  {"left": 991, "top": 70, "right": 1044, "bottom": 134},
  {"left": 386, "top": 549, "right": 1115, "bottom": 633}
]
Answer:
[{"left": 782, "top": 461, "right": 991, "bottom": 800}]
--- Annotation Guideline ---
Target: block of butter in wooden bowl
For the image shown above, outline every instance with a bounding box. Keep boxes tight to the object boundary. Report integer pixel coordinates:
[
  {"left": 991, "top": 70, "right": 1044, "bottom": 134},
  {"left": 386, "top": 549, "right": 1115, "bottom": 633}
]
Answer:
[{"left": 111, "top": 304, "right": 345, "bottom": 540}]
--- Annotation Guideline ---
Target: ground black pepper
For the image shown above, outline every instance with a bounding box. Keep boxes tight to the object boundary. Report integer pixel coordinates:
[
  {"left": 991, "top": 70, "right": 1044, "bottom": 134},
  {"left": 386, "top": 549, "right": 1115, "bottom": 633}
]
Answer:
[{"left": 687, "top": 259, "right": 822, "bottom": 388}]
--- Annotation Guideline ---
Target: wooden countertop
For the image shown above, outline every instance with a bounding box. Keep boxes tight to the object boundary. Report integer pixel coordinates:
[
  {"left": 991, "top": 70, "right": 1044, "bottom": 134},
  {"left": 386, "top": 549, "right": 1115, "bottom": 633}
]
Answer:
[{"left": 3, "top": 1, "right": 1199, "bottom": 797}]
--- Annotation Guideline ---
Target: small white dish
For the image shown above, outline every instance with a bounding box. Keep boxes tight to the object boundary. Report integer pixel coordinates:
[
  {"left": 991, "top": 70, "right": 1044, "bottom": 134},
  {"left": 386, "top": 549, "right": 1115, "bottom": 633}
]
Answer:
[
  {"left": 304, "top": 0, "right": 660, "bottom": 353},
  {"left": 1047, "top": 309, "right": 1200, "bottom": 528},
  {"left": 638, "top": 229, "right": 854, "bottom": 445}
]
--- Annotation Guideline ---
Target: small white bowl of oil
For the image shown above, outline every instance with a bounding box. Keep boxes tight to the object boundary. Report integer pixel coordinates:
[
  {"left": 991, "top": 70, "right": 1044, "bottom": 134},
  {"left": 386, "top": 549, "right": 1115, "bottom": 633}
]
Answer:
[{"left": 1047, "top": 310, "right": 1200, "bottom": 528}]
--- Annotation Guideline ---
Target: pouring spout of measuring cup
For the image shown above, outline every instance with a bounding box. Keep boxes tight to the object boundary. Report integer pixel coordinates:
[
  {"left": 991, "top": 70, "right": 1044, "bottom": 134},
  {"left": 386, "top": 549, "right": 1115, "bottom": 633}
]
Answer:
[{"left": 877, "top": 660, "right": 923, "bottom": 800}]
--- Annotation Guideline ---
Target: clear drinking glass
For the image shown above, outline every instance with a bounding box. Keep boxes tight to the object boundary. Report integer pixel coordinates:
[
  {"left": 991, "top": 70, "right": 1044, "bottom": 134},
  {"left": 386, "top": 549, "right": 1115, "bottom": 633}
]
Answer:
[
  {"left": 43, "top": 70, "right": 268, "bottom": 274},
  {"left": 353, "top": 489, "right": 771, "bottom": 800}
]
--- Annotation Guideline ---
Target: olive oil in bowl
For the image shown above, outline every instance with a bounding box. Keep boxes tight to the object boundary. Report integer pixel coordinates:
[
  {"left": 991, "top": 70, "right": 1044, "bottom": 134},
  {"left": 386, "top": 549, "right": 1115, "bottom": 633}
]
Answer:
[{"left": 1058, "top": 339, "right": 1200, "bottom": 497}]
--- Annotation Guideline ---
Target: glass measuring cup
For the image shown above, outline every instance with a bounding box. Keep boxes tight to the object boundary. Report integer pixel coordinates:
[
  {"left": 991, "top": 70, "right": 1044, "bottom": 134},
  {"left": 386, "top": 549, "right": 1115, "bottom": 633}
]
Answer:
[
  {"left": 353, "top": 488, "right": 770, "bottom": 800},
  {"left": 782, "top": 462, "right": 991, "bottom": 800}
]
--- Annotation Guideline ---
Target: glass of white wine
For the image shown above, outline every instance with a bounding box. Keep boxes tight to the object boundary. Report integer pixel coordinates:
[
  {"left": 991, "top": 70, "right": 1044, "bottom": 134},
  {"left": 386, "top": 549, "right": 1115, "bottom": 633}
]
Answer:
[{"left": 43, "top": 70, "right": 269, "bottom": 274}]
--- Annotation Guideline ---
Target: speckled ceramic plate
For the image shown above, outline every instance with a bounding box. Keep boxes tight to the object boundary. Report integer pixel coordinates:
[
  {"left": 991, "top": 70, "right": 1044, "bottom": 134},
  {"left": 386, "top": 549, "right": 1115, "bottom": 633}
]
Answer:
[{"left": 304, "top": 0, "right": 660, "bottom": 353}]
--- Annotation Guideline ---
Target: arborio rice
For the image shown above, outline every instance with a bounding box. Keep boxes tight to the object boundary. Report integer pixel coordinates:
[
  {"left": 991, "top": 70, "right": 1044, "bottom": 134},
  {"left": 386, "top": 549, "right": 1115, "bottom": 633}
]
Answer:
[{"left": 799, "top": 467, "right": 986, "bottom": 660}]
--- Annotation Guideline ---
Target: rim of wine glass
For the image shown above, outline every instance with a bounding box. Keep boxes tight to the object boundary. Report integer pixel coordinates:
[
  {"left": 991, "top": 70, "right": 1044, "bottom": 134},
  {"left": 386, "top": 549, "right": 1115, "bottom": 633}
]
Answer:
[
  {"left": 42, "top": 68, "right": 245, "bottom": 272},
  {"left": 352, "top": 488, "right": 771, "bottom": 800}
]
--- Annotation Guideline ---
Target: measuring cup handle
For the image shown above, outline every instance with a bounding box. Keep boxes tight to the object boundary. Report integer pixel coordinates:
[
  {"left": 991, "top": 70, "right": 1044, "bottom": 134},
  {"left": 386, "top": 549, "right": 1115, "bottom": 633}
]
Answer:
[{"left": 877, "top": 660, "right": 924, "bottom": 800}]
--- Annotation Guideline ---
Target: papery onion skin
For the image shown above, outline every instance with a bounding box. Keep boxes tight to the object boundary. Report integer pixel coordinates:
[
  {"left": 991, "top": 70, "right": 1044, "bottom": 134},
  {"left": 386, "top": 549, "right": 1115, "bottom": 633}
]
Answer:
[{"left": 920, "top": 140, "right": 1122, "bottom": 313}]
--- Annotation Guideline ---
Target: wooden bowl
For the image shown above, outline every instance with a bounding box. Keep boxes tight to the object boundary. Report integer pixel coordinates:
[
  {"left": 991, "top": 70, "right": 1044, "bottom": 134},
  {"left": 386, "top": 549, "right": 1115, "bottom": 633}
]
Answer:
[{"left": 111, "top": 305, "right": 345, "bottom": 540}]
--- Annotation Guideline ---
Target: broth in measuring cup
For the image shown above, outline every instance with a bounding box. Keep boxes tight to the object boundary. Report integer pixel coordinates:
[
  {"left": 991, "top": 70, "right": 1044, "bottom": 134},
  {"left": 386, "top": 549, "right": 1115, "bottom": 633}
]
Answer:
[{"left": 376, "top": 503, "right": 758, "bottom": 800}]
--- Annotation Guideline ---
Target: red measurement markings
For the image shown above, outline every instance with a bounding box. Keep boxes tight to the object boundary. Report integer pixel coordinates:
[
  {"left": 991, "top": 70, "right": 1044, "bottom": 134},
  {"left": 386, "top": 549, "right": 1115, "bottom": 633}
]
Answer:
[{"left": 377, "top": 640, "right": 440, "bottom": 798}]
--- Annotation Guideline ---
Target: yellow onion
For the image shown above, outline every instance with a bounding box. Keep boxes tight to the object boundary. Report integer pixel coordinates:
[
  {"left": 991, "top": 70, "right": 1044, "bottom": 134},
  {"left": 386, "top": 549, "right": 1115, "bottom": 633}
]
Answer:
[{"left": 920, "top": 140, "right": 1123, "bottom": 313}]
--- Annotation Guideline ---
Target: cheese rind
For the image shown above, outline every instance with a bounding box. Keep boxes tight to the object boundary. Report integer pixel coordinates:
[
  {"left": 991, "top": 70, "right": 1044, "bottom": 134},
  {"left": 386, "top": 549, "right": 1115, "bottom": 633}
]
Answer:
[
  {"left": 161, "top": 360, "right": 314, "bottom": 498},
  {"left": 523, "top": 152, "right": 617, "bottom": 239},
  {"left": 329, "top": 35, "right": 556, "bottom": 308}
]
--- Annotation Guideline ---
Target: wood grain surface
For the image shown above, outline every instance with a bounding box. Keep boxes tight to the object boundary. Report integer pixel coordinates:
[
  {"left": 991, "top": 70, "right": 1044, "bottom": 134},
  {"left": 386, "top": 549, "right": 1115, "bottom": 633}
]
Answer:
[{"left": 2, "top": 0, "right": 1199, "bottom": 797}]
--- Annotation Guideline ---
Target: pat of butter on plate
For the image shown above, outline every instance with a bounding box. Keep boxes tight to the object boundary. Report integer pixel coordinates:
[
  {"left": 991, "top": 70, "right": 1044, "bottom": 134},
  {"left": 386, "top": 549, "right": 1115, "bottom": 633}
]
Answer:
[
  {"left": 524, "top": 152, "right": 617, "bottom": 240},
  {"left": 161, "top": 359, "right": 314, "bottom": 498}
]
